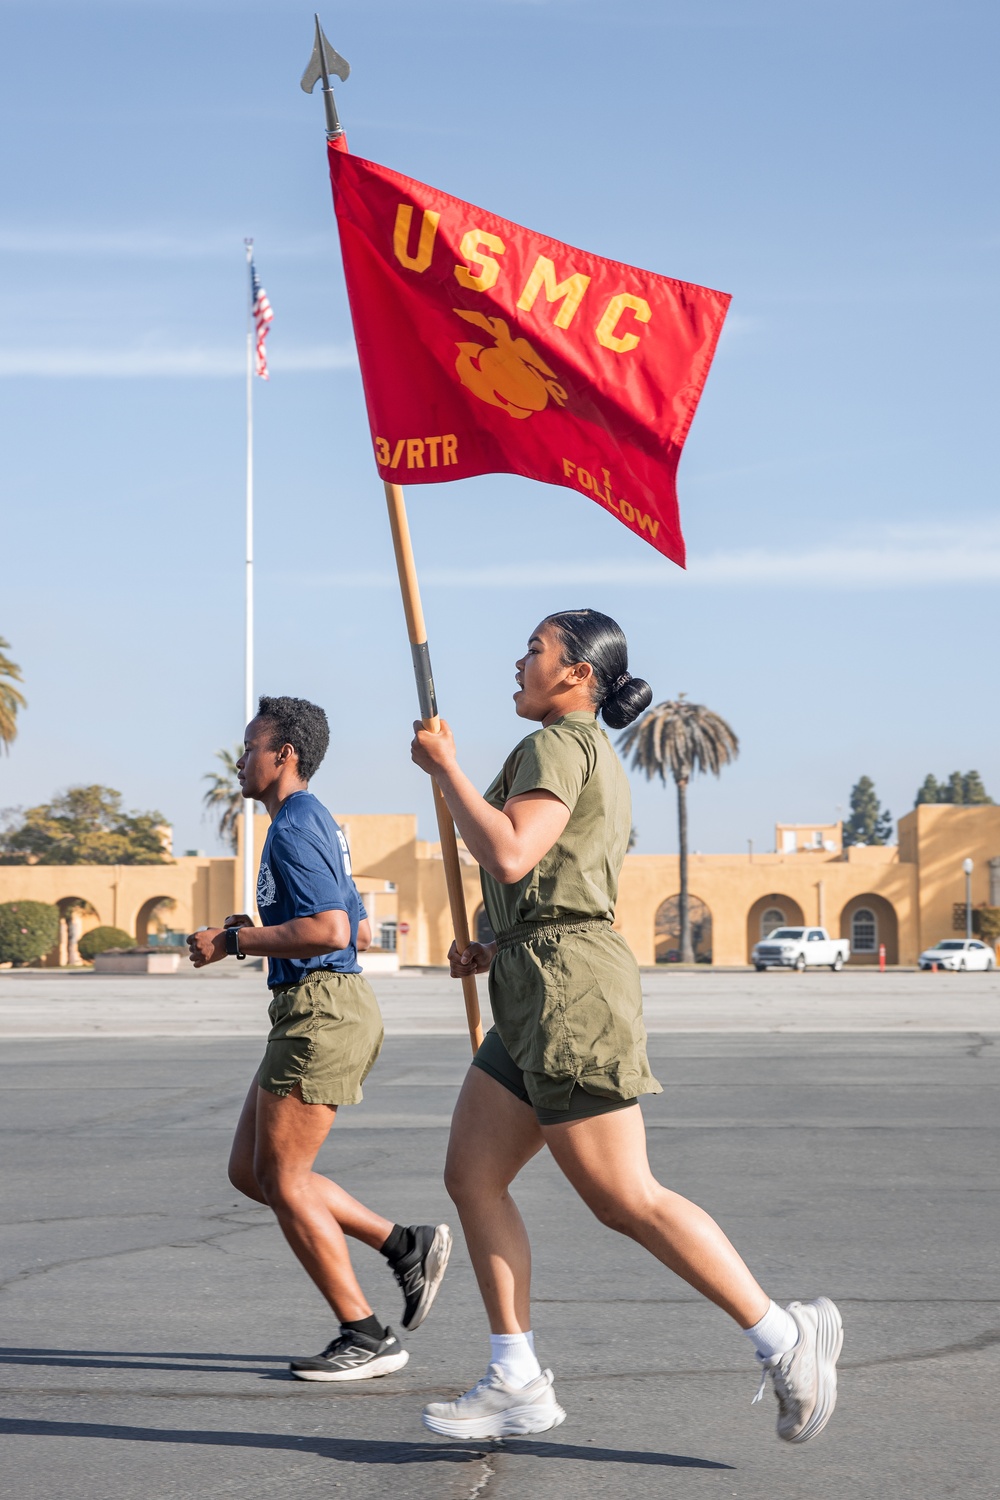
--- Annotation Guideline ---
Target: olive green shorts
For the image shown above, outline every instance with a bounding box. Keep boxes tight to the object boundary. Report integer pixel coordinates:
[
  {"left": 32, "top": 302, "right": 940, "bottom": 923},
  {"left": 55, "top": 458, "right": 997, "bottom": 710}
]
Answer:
[
  {"left": 472, "top": 1026, "right": 639, "bottom": 1127},
  {"left": 487, "top": 920, "right": 661, "bottom": 1114},
  {"left": 258, "top": 969, "right": 384, "bottom": 1107}
]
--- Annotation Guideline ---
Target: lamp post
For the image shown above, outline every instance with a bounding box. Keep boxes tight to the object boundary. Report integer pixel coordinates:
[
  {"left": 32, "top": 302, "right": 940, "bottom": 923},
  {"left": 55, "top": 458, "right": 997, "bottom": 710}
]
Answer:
[{"left": 963, "top": 857, "right": 974, "bottom": 940}]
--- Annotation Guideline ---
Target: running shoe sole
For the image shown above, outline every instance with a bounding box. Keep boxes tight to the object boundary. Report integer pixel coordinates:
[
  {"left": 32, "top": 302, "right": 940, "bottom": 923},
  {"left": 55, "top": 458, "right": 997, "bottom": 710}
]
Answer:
[
  {"left": 291, "top": 1348, "right": 410, "bottom": 1383},
  {"left": 403, "top": 1224, "right": 453, "bottom": 1331},
  {"left": 788, "top": 1296, "right": 843, "bottom": 1444},
  {"left": 422, "top": 1400, "right": 566, "bottom": 1440}
]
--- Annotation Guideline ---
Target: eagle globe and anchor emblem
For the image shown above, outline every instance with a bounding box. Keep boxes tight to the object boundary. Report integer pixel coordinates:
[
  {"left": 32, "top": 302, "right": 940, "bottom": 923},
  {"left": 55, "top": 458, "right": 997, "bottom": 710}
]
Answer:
[
  {"left": 453, "top": 309, "right": 569, "bottom": 420},
  {"left": 256, "top": 862, "right": 276, "bottom": 910}
]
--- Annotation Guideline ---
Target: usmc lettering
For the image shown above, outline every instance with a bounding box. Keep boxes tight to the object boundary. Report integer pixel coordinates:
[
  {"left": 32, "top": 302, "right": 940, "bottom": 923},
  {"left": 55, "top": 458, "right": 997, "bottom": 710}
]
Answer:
[
  {"left": 516, "top": 255, "right": 590, "bottom": 329},
  {"left": 392, "top": 204, "right": 439, "bottom": 272},
  {"left": 375, "top": 434, "right": 459, "bottom": 470},
  {"left": 392, "top": 198, "right": 652, "bottom": 356}
]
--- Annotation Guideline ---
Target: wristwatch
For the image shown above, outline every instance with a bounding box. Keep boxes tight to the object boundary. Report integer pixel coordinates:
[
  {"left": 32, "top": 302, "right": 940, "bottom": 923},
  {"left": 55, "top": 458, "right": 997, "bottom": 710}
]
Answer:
[{"left": 224, "top": 926, "right": 246, "bottom": 960}]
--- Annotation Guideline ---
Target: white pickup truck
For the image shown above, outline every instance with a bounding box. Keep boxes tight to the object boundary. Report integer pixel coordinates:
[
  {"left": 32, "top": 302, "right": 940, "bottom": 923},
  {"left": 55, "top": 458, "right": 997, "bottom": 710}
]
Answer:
[{"left": 752, "top": 926, "right": 850, "bottom": 972}]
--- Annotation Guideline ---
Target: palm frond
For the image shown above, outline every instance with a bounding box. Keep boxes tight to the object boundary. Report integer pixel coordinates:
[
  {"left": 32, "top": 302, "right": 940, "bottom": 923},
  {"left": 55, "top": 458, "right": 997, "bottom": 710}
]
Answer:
[
  {"left": 0, "top": 637, "right": 27, "bottom": 752},
  {"left": 202, "top": 744, "right": 245, "bottom": 853},
  {"left": 618, "top": 696, "right": 739, "bottom": 786}
]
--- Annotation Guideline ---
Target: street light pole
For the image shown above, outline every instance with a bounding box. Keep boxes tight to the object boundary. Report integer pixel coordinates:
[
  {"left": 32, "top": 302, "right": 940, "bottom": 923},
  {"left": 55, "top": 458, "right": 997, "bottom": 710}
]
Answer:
[{"left": 963, "top": 857, "right": 974, "bottom": 940}]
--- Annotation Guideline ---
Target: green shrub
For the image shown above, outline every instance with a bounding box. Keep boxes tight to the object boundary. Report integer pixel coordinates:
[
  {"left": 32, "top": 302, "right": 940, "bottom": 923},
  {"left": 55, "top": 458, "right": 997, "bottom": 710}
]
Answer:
[
  {"left": 78, "top": 926, "right": 137, "bottom": 961},
  {"left": 974, "top": 907, "right": 1000, "bottom": 943},
  {"left": 0, "top": 900, "right": 60, "bottom": 966}
]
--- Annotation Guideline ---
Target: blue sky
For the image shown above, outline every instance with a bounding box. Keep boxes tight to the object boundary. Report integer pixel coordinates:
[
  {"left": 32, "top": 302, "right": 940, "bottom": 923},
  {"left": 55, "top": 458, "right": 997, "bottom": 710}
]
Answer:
[{"left": 2, "top": 0, "right": 997, "bottom": 857}]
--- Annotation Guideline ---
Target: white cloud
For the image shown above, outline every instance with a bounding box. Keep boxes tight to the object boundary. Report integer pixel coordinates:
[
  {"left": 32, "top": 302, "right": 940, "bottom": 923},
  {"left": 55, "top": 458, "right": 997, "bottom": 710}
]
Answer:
[
  {"left": 717, "top": 311, "right": 763, "bottom": 342},
  {"left": 0, "top": 228, "right": 336, "bottom": 260},
  {"left": 0, "top": 345, "right": 357, "bottom": 377},
  {"left": 296, "top": 523, "right": 1000, "bottom": 591},
  {"left": 690, "top": 533, "right": 1000, "bottom": 586}
]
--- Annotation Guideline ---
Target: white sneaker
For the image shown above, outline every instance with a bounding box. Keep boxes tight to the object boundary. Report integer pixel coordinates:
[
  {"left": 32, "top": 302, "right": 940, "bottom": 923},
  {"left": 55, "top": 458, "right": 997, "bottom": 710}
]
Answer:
[
  {"left": 754, "top": 1297, "right": 844, "bottom": 1443},
  {"left": 422, "top": 1363, "right": 566, "bottom": 1439}
]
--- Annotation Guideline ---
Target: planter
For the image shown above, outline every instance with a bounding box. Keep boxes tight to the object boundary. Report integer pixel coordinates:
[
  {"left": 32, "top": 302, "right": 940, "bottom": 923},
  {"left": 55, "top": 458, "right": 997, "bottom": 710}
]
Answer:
[{"left": 93, "top": 949, "right": 181, "bottom": 975}]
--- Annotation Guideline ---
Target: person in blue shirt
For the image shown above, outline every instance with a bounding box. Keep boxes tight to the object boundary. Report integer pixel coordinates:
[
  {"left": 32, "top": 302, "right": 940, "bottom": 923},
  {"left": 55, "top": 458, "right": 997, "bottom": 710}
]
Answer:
[{"left": 187, "top": 694, "right": 451, "bottom": 1381}]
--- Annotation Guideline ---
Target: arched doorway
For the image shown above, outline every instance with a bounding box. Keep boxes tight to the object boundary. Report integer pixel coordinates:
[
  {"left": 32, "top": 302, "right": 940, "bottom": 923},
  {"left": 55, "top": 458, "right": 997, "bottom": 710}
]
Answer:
[
  {"left": 655, "top": 895, "right": 713, "bottom": 964},
  {"left": 473, "top": 905, "right": 496, "bottom": 945},
  {"left": 135, "top": 896, "right": 181, "bottom": 947},
  {"left": 839, "top": 893, "right": 898, "bottom": 965},
  {"left": 55, "top": 897, "right": 99, "bottom": 967},
  {"left": 745, "top": 894, "right": 805, "bottom": 963}
]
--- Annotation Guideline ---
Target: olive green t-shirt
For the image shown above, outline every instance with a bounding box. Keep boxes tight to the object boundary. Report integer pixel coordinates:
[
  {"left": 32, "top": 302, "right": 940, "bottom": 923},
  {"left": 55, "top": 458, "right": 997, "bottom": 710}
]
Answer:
[{"left": 480, "top": 711, "right": 632, "bottom": 934}]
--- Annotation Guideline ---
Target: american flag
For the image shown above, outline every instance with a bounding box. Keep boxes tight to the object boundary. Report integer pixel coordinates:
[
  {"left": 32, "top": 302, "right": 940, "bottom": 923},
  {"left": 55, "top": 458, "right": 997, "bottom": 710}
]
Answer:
[{"left": 250, "top": 258, "right": 274, "bottom": 379}]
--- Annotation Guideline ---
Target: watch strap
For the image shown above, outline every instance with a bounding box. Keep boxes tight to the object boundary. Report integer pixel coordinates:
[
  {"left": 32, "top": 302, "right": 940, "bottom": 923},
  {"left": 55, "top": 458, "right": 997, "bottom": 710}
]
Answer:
[{"left": 224, "top": 926, "right": 245, "bottom": 959}]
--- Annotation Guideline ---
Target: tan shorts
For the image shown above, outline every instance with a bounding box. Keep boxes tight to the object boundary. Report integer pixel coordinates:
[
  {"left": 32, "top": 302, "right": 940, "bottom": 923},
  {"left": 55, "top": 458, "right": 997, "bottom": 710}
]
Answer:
[{"left": 258, "top": 969, "right": 384, "bottom": 1107}]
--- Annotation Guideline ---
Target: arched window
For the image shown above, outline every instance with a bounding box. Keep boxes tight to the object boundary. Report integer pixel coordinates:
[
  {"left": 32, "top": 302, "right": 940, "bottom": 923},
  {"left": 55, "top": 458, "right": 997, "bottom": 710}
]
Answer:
[
  {"left": 851, "top": 907, "right": 877, "bottom": 953},
  {"left": 760, "top": 907, "right": 786, "bottom": 939}
]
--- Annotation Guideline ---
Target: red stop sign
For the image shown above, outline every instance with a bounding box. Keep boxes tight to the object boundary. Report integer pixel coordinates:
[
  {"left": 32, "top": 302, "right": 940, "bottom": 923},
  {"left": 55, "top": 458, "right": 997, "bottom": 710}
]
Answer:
[{"left": 397, "top": 921, "right": 410, "bottom": 935}]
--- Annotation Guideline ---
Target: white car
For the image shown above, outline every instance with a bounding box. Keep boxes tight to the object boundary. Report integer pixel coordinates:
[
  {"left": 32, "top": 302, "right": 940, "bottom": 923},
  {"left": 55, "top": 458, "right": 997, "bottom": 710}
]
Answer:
[{"left": 918, "top": 939, "right": 996, "bottom": 972}]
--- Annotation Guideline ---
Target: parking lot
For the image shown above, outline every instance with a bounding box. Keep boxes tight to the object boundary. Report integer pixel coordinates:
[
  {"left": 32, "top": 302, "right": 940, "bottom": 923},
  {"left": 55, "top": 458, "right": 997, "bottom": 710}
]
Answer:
[
  {"left": 1, "top": 969, "right": 997, "bottom": 1498},
  {"left": 2, "top": 960, "right": 998, "bottom": 1038}
]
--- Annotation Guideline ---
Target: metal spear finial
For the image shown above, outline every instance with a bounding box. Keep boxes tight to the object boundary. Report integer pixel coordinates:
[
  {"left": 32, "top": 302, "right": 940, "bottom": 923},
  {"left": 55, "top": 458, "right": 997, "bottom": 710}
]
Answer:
[{"left": 300, "top": 14, "right": 350, "bottom": 140}]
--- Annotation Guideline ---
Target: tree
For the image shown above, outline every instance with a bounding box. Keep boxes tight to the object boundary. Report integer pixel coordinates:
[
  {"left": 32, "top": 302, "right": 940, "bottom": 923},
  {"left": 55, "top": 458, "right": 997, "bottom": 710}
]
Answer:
[
  {"left": 0, "top": 901, "right": 60, "bottom": 966},
  {"left": 959, "top": 770, "right": 993, "bottom": 805},
  {"left": 0, "top": 786, "right": 171, "bottom": 865},
  {"left": 203, "top": 745, "right": 249, "bottom": 853},
  {"left": 0, "top": 637, "right": 27, "bottom": 754},
  {"left": 915, "top": 773, "right": 941, "bottom": 806},
  {"left": 843, "top": 776, "right": 893, "bottom": 846},
  {"left": 618, "top": 696, "right": 739, "bottom": 963},
  {"left": 944, "top": 770, "right": 966, "bottom": 806},
  {"left": 974, "top": 907, "right": 1000, "bottom": 945},
  {"left": 913, "top": 769, "right": 993, "bottom": 807}
]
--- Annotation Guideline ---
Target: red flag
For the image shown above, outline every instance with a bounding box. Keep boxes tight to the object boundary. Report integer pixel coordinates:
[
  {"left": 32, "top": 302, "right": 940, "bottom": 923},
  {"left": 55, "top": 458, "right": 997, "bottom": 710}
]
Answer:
[{"left": 328, "top": 143, "right": 730, "bottom": 567}]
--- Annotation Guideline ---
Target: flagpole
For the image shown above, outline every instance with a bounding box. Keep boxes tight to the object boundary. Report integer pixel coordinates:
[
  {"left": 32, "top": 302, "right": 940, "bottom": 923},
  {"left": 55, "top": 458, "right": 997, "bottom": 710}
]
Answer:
[
  {"left": 243, "top": 239, "right": 256, "bottom": 919},
  {"left": 303, "top": 17, "right": 482, "bottom": 1052},
  {"left": 383, "top": 481, "right": 484, "bottom": 1053}
]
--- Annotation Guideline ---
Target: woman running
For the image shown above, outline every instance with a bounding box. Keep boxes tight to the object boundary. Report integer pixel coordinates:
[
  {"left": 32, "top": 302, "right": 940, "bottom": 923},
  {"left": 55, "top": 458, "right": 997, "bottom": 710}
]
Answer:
[
  {"left": 410, "top": 610, "right": 842, "bottom": 1442},
  {"left": 190, "top": 695, "right": 451, "bottom": 1382}
]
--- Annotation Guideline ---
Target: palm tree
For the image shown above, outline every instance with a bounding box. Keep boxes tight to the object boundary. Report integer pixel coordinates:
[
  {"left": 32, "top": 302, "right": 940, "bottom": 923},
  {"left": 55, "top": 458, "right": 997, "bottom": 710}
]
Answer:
[
  {"left": 202, "top": 745, "right": 245, "bottom": 852},
  {"left": 0, "top": 637, "right": 27, "bottom": 753},
  {"left": 618, "top": 696, "right": 739, "bottom": 964}
]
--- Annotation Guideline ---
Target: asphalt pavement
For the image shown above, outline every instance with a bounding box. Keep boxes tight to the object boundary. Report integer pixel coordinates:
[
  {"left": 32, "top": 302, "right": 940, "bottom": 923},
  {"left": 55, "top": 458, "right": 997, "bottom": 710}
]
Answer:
[
  {"left": 2, "top": 993, "right": 998, "bottom": 1499},
  {"left": 2, "top": 961, "right": 999, "bottom": 1036}
]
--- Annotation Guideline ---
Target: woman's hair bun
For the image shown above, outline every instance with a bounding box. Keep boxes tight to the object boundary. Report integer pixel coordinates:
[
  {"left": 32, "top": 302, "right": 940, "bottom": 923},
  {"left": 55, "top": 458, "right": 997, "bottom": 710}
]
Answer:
[
  {"left": 601, "top": 674, "right": 652, "bottom": 730},
  {"left": 543, "top": 608, "right": 651, "bottom": 730}
]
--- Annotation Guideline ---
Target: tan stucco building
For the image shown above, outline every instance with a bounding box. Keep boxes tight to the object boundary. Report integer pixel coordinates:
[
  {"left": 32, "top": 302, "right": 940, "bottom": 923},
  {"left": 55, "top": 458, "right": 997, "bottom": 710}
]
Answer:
[{"left": 2, "top": 803, "right": 998, "bottom": 968}]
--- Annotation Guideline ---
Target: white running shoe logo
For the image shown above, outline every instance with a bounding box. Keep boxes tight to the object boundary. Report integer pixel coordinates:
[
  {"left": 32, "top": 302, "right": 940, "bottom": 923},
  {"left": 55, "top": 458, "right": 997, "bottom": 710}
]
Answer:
[{"left": 333, "top": 1345, "right": 375, "bottom": 1367}]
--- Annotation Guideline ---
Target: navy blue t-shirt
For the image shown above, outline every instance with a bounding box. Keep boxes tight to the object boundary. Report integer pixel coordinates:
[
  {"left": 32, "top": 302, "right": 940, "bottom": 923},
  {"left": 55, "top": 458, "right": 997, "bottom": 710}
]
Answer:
[{"left": 256, "top": 791, "right": 364, "bottom": 987}]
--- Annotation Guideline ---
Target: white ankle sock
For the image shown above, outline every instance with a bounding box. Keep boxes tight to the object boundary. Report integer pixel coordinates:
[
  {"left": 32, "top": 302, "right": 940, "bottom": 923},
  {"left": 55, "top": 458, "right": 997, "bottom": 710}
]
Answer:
[
  {"left": 743, "top": 1300, "right": 799, "bottom": 1362},
  {"left": 489, "top": 1331, "right": 541, "bottom": 1388}
]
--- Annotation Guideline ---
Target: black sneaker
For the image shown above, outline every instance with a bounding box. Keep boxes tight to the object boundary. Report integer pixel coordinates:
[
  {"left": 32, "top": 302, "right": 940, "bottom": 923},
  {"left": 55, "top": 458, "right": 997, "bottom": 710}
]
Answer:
[
  {"left": 289, "top": 1326, "right": 409, "bottom": 1382},
  {"left": 390, "top": 1223, "right": 453, "bottom": 1331}
]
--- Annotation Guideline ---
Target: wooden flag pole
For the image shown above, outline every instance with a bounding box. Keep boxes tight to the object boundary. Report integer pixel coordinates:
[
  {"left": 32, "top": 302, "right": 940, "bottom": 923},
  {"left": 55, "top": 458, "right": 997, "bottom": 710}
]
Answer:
[
  {"left": 301, "top": 22, "right": 482, "bottom": 1052},
  {"left": 383, "top": 481, "right": 485, "bottom": 1054}
]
